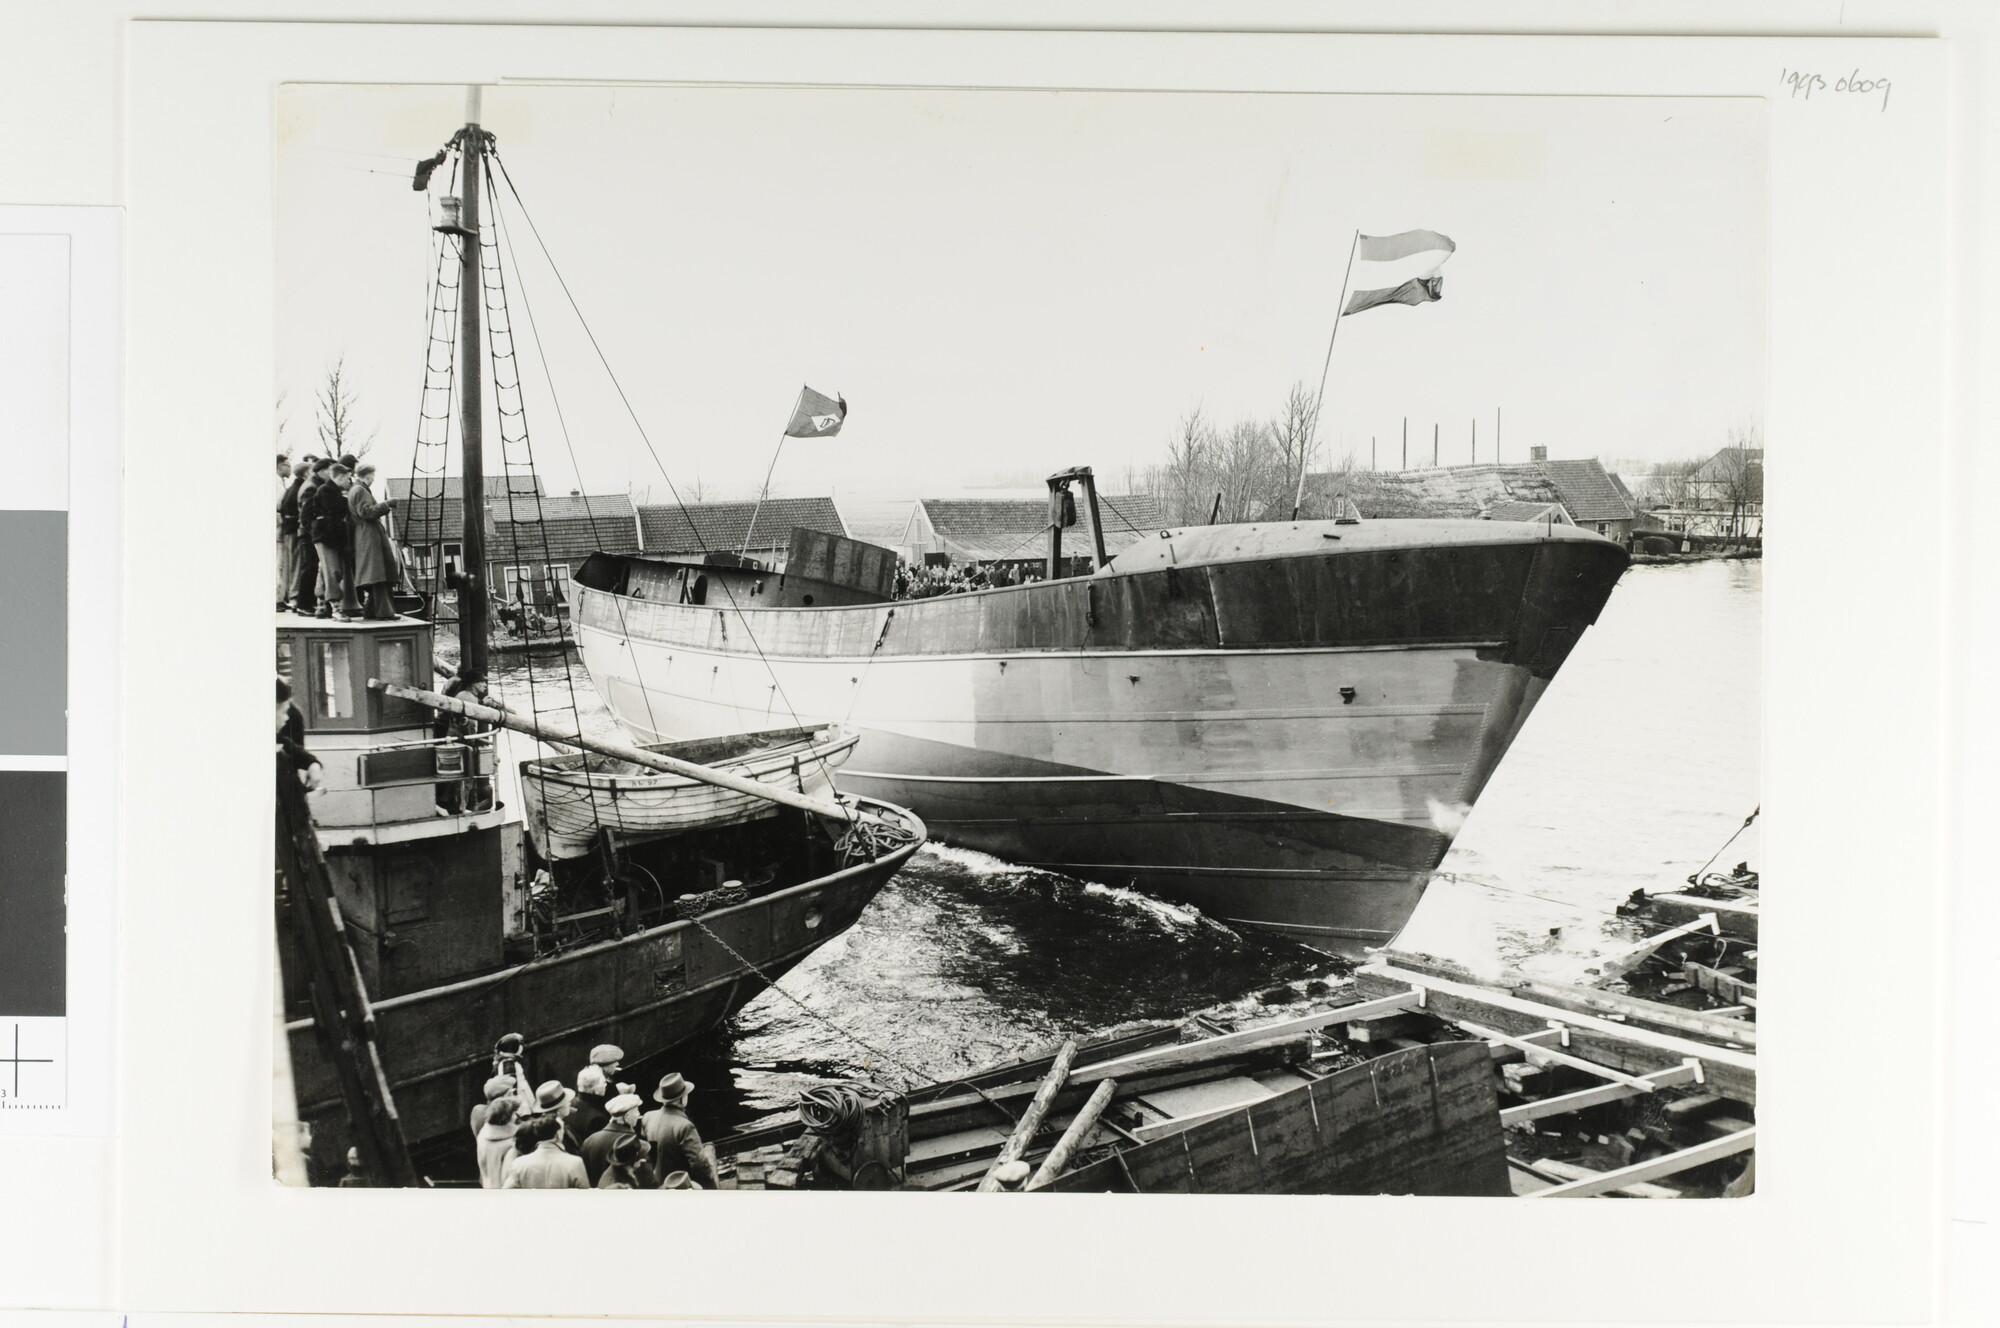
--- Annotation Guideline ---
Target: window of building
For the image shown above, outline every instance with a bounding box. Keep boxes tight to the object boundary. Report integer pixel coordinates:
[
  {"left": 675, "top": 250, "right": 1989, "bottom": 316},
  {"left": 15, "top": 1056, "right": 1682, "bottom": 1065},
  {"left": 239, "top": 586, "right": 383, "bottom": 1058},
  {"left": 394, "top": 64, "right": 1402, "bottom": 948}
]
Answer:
[
  {"left": 549, "top": 564, "right": 571, "bottom": 605},
  {"left": 311, "top": 639, "right": 353, "bottom": 720},
  {"left": 276, "top": 638, "right": 293, "bottom": 684}
]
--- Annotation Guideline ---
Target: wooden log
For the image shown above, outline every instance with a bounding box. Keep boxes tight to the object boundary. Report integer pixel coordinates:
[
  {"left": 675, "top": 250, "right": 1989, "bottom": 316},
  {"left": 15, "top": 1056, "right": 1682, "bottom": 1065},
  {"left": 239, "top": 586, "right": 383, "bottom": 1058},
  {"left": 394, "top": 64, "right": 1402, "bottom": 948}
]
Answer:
[
  {"left": 1354, "top": 964, "right": 1757, "bottom": 1104},
  {"left": 1499, "top": 1061, "right": 1702, "bottom": 1126},
  {"left": 1513, "top": 978, "right": 1757, "bottom": 1048},
  {"left": 1026, "top": 1078, "right": 1119, "bottom": 1190},
  {"left": 976, "top": 1040, "right": 1077, "bottom": 1192},
  {"left": 1524, "top": 1128, "right": 1754, "bottom": 1198}
]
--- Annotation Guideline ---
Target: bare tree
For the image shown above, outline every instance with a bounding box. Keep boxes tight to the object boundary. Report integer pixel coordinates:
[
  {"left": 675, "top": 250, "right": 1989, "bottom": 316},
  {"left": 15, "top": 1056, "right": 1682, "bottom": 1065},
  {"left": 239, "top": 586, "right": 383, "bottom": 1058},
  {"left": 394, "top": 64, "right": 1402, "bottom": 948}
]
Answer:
[
  {"left": 275, "top": 389, "right": 291, "bottom": 459},
  {"left": 1641, "top": 457, "right": 1703, "bottom": 511},
  {"left": 1267, "top": 380, "right": 1321, "bottom": 519},
  {"left": 1157, "top": 406, "right": 1217, "bottom": 525},
  {"left": 1214, "top": 418, "right": 1276, "bottom": 523},
  {"left": 1708, "top": 424, "right": 1764, "bottom": 538},
  {"left": 316, "top": 355, "right": 378, "bottom": 461}
]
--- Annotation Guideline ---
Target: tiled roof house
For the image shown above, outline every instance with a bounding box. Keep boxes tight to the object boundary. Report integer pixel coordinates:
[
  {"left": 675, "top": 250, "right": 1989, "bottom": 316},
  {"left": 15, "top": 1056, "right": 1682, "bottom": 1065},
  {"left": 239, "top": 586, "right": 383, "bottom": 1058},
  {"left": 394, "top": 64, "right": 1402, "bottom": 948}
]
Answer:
[{"left": 636, "top": 497, "right": 848, "bottom": 566}]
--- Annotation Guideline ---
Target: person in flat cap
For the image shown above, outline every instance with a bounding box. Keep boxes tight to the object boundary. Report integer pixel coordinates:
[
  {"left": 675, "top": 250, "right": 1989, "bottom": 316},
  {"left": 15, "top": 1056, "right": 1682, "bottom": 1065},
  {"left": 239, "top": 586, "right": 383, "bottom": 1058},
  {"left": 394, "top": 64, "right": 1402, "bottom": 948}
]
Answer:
[
  {"left": 583, "top": 1092, "right": 652, "bottom": 1188},
  {"left": 640, "top": 1073, "right": 717, "bottom": 1190},
  {"left": 589, "top": 1044, "right": 625, "bottom": 1076},
  {"left": 468, "top": 1072, "right": 521, "bottom": 1138}
]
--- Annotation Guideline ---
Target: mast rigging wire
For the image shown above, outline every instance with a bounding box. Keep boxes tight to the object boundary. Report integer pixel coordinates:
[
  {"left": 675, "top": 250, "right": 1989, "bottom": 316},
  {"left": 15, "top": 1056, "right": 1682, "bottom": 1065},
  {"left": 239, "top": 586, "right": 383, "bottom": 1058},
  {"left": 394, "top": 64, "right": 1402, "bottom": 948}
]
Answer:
[{"left": 486, "top": 147, "right": 847, "bottom": 795}]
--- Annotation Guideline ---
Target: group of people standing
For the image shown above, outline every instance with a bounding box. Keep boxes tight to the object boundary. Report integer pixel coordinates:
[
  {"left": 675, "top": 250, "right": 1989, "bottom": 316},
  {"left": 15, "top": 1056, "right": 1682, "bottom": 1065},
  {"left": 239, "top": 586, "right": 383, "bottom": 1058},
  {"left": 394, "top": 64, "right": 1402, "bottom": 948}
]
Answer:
[
  {"left": 277, "top": 451, "right": 401, "bottom": 620},
  {"left": 470, "top": 1038, "right": 720, "bottom": 1191}
]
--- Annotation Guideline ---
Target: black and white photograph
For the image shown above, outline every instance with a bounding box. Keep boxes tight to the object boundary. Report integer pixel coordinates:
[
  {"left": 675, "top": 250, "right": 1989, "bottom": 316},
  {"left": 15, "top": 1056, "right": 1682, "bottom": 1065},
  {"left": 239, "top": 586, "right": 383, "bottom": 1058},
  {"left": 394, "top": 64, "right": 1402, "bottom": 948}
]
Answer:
[{"left": 268, "top": 79, "right": 1767, "bottom": 1199}]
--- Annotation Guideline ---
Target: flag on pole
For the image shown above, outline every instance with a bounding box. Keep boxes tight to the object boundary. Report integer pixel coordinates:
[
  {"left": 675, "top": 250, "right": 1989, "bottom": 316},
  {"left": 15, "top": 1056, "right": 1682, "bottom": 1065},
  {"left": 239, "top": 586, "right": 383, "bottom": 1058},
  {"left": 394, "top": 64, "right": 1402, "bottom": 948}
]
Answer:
[
  {"left": 1342, "top": 229, "right": 1457, "bottom": 316},
  {"left": 785, "top": 386, "right": 848, "bottom": 438}
]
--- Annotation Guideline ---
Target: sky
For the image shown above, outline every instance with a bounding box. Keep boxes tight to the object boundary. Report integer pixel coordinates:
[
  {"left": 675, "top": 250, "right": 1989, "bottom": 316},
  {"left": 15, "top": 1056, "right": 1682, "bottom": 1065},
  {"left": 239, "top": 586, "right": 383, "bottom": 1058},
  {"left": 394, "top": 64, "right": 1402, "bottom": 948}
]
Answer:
[{"left": 275, "top": 83, "right": 1767, "bottom": 502}]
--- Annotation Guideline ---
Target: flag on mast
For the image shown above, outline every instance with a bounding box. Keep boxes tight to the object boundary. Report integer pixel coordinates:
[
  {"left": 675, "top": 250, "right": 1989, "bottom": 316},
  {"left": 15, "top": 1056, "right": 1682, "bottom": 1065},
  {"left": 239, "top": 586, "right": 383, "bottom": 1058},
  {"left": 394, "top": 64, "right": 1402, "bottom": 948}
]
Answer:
[
  {"left": 785, "top": 386, "right": 848, "bottom": 438},
  {"left": 1342, "top": 230, "right": 1456, "bottom": 316}
]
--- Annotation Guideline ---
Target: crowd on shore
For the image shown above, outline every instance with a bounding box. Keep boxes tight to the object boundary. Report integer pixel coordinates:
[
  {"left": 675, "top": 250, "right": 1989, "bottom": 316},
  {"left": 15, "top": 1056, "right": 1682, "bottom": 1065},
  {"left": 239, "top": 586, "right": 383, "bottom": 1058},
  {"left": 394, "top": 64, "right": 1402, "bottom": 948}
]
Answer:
[
  {"left": 276, "top": 451, "right": 402, "bottom": 621},
  {"left": 467, "top": 1037, "right": 718, "bottom": 1190}
]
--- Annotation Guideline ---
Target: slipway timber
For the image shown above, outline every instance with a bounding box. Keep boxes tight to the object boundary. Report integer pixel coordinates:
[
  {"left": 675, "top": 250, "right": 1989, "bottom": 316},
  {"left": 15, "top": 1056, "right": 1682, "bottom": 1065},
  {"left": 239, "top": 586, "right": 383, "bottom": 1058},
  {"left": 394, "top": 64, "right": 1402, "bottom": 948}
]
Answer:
[
  {"left": 572, "top": 477, "right": 1628, "bottom": 953},
  {"left": 710, "top": 947, "right": 1756, "bottom": 1196}
]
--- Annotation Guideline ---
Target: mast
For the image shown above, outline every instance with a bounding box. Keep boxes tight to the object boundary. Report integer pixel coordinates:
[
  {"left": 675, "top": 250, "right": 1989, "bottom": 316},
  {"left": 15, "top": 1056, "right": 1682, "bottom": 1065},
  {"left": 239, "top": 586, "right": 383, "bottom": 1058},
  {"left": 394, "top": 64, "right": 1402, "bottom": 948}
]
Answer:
[{"left": 456, "top": 87, "right": 490, "bottom": 690}]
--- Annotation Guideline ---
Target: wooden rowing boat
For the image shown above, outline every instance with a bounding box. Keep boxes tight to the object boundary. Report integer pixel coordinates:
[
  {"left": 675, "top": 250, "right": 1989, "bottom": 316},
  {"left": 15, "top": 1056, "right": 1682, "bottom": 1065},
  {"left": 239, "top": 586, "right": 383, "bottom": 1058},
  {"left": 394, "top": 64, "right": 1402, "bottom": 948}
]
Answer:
[{"left": 520, "top": 724, "right": 859, "bottom": 861}]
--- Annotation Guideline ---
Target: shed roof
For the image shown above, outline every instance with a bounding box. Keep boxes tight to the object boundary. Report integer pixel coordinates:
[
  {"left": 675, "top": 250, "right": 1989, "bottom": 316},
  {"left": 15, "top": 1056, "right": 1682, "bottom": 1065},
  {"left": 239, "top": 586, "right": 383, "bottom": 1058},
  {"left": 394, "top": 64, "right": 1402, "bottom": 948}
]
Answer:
[
  {"left": 1538, "top": 459, "right": 1636, "bottom": 523},
  {"left": 1304, "top": 458, "right": 1632, "bottom": 523},
  {"left": 637, "top": 496, "right": 847, "bottom": 556},
  {"left": 397, "top": 491, "right": 639, "bottom": 561}
]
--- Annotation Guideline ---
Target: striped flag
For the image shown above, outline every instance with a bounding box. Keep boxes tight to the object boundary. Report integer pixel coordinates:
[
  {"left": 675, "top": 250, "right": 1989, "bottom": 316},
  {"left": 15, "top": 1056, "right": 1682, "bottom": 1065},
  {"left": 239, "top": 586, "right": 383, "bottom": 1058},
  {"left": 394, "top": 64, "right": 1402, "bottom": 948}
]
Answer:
[
  {"left": 1343, "top": 229, "right": 1457, "bottom": 316},
  {"left": 785, "top": 386, "right": 848, "bottom": 438}
]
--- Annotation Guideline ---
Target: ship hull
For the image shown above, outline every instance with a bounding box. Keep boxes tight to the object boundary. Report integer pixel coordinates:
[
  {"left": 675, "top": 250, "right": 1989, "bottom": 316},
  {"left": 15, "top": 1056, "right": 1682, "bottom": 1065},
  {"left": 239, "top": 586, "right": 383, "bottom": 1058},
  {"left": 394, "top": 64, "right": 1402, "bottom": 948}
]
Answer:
[
  {"left": 573, "top": 520, "right": 1627, "bottom": 951},
  {"left": 286, "top": 807, "right": 923, "bottom": 1153}
]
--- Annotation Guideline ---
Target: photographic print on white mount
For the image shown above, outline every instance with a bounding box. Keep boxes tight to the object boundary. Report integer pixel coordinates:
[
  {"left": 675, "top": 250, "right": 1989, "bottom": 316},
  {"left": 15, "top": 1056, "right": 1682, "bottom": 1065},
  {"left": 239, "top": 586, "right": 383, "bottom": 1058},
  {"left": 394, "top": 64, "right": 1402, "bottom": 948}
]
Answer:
[{"left": 271, "top": 82, "right": 1763, "bottom": 1197}]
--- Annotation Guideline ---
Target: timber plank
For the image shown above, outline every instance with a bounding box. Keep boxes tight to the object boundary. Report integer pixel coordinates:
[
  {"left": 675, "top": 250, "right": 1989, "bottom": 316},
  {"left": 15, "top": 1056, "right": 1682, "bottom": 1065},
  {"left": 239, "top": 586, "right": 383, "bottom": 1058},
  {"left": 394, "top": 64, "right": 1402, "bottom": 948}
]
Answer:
[
  {"left": 1354, "top": 965, "right": 1757, "bottom": 1105},
  {"left": 1513, "top": 979, "right": 1757, "bottom": 1048}
]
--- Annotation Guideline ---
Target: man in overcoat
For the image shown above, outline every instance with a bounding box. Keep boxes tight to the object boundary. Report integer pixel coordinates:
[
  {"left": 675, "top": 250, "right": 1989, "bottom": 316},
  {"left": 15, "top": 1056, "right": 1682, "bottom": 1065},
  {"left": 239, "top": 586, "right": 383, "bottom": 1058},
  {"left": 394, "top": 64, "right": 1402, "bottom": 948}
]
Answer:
[
  {"left": 346, "top": 462, "right": 400, "bottom": 619},
  {"left": 640, "top": 1073, "right": 717, "bottom": 1189}
]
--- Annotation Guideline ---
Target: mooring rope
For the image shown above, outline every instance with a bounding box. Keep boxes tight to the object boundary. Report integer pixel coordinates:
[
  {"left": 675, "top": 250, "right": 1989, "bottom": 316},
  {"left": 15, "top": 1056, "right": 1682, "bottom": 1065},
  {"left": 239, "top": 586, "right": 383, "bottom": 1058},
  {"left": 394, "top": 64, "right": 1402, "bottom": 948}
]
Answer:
[{"left": 1688, "top": 807, "right": 1760, "bottom": 886}]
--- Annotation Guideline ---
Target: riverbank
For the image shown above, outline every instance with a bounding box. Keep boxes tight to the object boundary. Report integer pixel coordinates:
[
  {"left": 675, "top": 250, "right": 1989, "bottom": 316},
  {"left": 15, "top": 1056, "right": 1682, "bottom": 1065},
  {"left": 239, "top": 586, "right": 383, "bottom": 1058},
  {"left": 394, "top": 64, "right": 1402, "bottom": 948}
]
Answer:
[{"left": 1629, "top": 548, "right": 1762, "bottom": 567}]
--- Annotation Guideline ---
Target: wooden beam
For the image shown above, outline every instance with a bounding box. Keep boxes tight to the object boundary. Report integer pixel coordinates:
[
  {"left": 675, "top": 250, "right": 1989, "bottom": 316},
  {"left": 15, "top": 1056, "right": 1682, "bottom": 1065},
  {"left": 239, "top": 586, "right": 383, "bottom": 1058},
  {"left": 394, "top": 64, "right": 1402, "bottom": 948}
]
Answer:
[
  {"left": 1514, "top": 978, "right": 1757, "bottom": 1048},
  {"left": 1487, "top": 1026, "right": 1565, "bottom": 1061},
  {"left": 1354, "top": 964, "right": 1756, "bottom": 1104},
  {"left": 1579, "top": 913, "right": 1717, "bottom": 982},
  {"left": 1455, "top": 1019, "right": 1659, "bottom": 1091},
  {"left": 1520, "top": 1156, "right": 1683, "bottom": 1198},
  {"left": 1683, "top": 962, "right": 1758, "bottom": 1006},
  {"left": 1524, "top": 1127, "right": 1755, "bottom": 1198},
  {"left": 1649, "top": 892, "right": 1759, "bottom": 941},
  {"left": 1499, "top": 1062, "right": 1702, "bottom": 1125},
  {"left": 1072, "top": 992, "right": 1421, "bottom": 1083}
]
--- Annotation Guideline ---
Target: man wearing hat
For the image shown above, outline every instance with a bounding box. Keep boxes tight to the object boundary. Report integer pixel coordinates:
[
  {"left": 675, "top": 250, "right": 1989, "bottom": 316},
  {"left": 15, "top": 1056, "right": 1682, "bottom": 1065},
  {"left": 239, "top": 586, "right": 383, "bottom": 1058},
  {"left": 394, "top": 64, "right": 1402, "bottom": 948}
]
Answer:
[
  {"left": 568, "top": 1043, "right": 623, "bottom": 1145},
  {"left": 582, "top": 1093, "right": 652, "bottom": 1187},
  {"left": 640, "top": 1072, "right": 717, "bottom": 1190},
  {"left": 580, "top": 1091, "right": 645, "bottom": 1185},
  {"left": 598, "top": 1132, "right": 659, "bottom": 1189},
  {"left": 468, "top": 1073, "right": 520, "bottom": 1138}
]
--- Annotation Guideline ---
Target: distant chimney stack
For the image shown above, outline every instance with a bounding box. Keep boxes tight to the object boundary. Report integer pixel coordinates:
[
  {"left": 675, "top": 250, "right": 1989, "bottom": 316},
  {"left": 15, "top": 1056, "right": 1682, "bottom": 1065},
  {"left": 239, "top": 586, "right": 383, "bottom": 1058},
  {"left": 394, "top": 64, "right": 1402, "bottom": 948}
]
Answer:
[{"left": 1529, "top": 445, "right": 1548, "bottom": 462}]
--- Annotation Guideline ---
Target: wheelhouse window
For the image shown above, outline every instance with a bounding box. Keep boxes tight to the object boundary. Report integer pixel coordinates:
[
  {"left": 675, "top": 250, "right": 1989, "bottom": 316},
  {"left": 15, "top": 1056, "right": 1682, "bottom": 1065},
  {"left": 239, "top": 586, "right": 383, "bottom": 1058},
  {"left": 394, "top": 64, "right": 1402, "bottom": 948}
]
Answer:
[
  {"left": 310, "top": 640, "right": 354, "bottom": 719},
  {"left": 375, "top": 636, "right": 427, "bottom": 727}
]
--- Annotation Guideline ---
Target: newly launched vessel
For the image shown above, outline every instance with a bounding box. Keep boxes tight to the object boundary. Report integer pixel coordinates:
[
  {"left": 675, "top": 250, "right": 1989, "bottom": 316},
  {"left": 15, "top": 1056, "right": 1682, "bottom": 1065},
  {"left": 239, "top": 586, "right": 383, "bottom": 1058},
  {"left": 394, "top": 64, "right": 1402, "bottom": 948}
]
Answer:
[{"left": 571, "top": 469, "right": 1628, "bottom": 951}]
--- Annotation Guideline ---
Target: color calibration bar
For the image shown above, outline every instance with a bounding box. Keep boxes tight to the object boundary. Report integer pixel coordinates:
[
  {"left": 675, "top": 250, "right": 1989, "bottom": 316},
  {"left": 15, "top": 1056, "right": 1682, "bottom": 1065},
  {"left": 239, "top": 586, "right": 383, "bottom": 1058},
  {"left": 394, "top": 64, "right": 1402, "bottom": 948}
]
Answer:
[{"left": 0, "top": 209, "right": 119, "bottom": 1133}]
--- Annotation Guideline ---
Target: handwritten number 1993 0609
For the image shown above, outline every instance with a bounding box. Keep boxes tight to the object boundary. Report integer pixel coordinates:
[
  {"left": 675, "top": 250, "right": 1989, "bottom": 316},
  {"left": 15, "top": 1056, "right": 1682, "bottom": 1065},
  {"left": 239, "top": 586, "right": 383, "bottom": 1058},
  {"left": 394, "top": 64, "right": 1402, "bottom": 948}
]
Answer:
[{"left": 1782, "top": 67, "right": 1891, "bottom": 112}]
